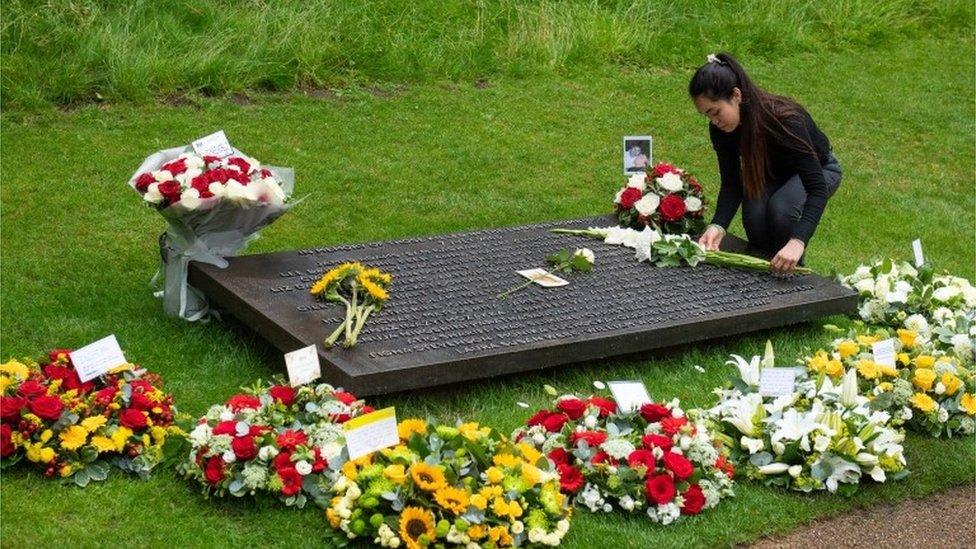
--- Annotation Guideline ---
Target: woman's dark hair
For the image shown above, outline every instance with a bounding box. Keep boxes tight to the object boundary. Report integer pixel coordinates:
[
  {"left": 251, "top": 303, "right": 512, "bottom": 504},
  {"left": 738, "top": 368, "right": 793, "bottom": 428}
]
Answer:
[{"left": 688, "top": 52, "right": 815, "bottom": 199}]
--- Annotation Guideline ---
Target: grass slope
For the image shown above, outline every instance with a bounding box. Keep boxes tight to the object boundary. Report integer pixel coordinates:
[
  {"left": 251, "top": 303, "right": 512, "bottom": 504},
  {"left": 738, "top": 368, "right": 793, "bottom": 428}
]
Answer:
[{"left": 0, "top": 30, "right": 973, "bottom": 549}]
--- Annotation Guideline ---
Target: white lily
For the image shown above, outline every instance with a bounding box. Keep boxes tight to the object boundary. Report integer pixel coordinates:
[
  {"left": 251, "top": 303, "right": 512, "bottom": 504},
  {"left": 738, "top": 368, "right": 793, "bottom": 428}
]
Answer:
[
  {"left": 840, "top": 368, "right": 859, "bottom": 407},
  {"left": 725, "top": 392, "right": 764, "bottom": 437},
  {"left": 756, "top": 462, "right": 790, "bottom": 475},
  {"left": 740, "top": 436, "right": 765, "bottom": 454},
  {"left": 727, "top": 354, "right": 761, "bottom": 387}
]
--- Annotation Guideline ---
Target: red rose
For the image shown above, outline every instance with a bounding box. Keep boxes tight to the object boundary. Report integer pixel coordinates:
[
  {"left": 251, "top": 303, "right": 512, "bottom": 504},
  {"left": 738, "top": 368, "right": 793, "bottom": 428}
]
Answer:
[
  {"left": 276, "top": 429, "right": 307, "bottom": 451},
  {"left": 231, "top": 436, "right": 257, "bottom": 461},
  {"left": 639, "top": 403, "right": 670, "bottom": 423},
  {"left": 569, "top": 431, "right": 607, "bottom": 448},
  {"left": 157, "top": 181, "right": 182, "bottom": 203},
  {"left": 16, "top": 380, "right": 46, "bottom": 400},
  {"left": 226, "top": 394, "right": 261, "bottom": 412},
  {"left": 1, "top": 424, "right": 14, "bottom": 457},
  {"left": 658, "top": 193, "right": 687, "bottom": 221},
  {"left": 642, "top": 433, "right": 673, "bottom": 452},
  {"left": 526, "top": 409, "right": 554, "bottom": 427},
  {"left": 591, "top": 451, "right": 615, "bottom": 466},
  {"left": 119, "top": 408, "right": 148, "bottom": 430},
  {"left": 29, "top": 395, "right": 63, "bottom": 421},
  {"left": 94, "top": 386, "right": 118, "bottom": 406},
  {"left": 333, "top": 391, "right": 357, "bottom": 405},
  {"left": 556, "top": 463, "right": 584, "bottom": 493},
  {"left": 619, "top": 187, "right": 643, "bottom": 209},
  {"left": 162, "top": 158, "right": 187, "bottom": 175},
  {"left": 652, "top": 163, "right": 678, "bottom": 178},
  {"left": 47, "top": 349, "right": 72, "bottom": 363},
  {"left": 43, "top": 364, "right": 93, "bottom": 393},
  {"left": 203, "top": 155, "right": 221, "bottom": 164},
  {"left": 191, "top": 175, "right": 214, "bottom": 198},
  {"left": 663, "top": 451, "right": 694, "bottom": 480},
  {"left": 212, "top": 421, "right": 237, "bottom": 436},
  {"left": 268, "top": 385, "right": 296, "bottom": 406},
  {"left": 627, "top": 449, "right": 657, "bottom": 471},
  {"left": 312, "top": 447, "right": 328, "bottom": 473},
  {"left": 542, "top": 413, "right": 569, "bottom": 433},
  {"left": 204, "top": 456, "right": 225, "bottom": 485},
  {"left": 135, "top": 172, "right": 156, "bottom": 192},
  {"left": 660, "top": 416, "right": 689, "bottom": 436},
  {"left": 587, "top": 396, "right": 617, "bottom": 417},
  {"left": 227, "top": 157, "right": 251, "bottom": 174},
  {"left": 681, "top": 484, "right": 706, "bottom": 515},
  {"left": 556, "top": 398, "right": 587, "bottom": 420},
  {"left": 1, "top": 396, "right": 27, "bottom": 423},
  {"left": 130, "top": 390, "right": 155, "bottom": 411},
  {"left": 645, "top": 473, "right": 676, "bottom": 505},
  {"left": 547, "top": 448, "right": 570, "bottom": 467},
  {"left": 274, "top": 450, "right": 294, "bottom": 471},
  {"left": 278, "top": 466, "right": 303, "bottom": 496}
]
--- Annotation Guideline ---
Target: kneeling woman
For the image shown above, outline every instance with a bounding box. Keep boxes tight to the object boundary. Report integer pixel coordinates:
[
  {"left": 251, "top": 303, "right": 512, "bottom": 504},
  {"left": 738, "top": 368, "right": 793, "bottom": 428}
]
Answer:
[{"left": 690, "top": 53, "right": 841, "bottom": 273}]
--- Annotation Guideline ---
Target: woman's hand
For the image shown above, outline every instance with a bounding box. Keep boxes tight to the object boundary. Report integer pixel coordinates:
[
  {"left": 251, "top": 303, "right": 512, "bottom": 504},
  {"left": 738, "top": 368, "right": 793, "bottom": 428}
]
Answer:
[
  {"left": 771, "top": 238, "right": 805, "bottom": 274},
  {"left": 698, "top": 225, "right": 725, "bottom": 251}
]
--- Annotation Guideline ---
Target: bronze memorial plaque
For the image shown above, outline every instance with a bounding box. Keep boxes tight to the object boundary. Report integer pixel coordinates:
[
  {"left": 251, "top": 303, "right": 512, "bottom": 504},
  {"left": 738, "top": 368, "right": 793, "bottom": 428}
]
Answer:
[{"left": 188, "top": 216, "right": 856, "bottom": 395}]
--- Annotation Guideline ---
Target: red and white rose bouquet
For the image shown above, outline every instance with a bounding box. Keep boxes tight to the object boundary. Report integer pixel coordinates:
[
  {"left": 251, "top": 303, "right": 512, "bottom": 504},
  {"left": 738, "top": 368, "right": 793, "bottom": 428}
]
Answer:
[
  {"left": 512, "top": 390, "right": 734, "bottom": 525},
  {"left": 614, "top": 162, "right": 707, "bottom": 235},
  {"left": 128, "top": 143, "right": 296, "bottom": 321},
  {"left": 0, "top": 350, "right": 180, "bottom": 486},
  {"left": 178, "top": 379, "right": 370, "bottom": 508}
]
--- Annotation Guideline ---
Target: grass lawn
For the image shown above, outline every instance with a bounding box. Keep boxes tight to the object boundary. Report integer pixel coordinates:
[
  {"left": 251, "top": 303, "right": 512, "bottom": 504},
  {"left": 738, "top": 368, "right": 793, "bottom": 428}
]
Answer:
[{"left": 1, "top": 9, "right": 974, "bottom": 549}]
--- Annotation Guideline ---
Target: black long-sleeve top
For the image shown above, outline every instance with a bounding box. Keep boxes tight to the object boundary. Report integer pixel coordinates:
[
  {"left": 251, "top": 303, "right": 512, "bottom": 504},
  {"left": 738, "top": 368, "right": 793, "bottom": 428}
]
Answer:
[{"left": 709, "top": 109, "right": 833, "bottom": 244}]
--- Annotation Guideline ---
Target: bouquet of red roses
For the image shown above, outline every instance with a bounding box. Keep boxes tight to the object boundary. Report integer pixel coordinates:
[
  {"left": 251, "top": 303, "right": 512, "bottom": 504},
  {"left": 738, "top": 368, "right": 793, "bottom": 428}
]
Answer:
[
  {"left": 512, "top": 389, "right": 734, "bottom": 525},
  {"left": 614, "top": 162, "right": 707, "bottom": 234},
  {"left": 0, "top": 350, "right": 179, "bottom": 486},
  {"left": 178, "top": 379, "right": 370, "bottom": 508},
  {"left": 129, "top": 140, "right": 296, "bottom": 321}
]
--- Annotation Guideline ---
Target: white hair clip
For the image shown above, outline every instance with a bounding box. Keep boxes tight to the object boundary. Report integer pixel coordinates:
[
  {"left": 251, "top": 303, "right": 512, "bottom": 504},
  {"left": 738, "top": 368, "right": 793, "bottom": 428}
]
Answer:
[{"left": 706, "top": 53, "right": 721, "bottom": 64}]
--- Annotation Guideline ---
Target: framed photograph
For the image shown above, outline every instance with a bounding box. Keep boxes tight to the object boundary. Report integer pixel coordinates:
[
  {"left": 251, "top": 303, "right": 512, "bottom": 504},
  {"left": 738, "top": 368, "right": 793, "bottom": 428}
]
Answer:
[{"left": 623, "top": 135, "right": 652, "bottom": 175}]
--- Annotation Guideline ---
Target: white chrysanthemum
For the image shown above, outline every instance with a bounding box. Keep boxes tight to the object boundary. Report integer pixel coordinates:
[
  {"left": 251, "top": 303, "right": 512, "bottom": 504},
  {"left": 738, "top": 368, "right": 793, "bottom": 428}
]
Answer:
[
  {"left": 144, "top": 182, "right": 164, "bottom": 204},
  {"left": 188, "top": 423, "right": 213, "bottom": 446},
  {"left": 180, "top": 187, "right": 202, "bottom": 210},
  {"left": 242, "top": 461, "right": 268, "bottom": 489},
  {"left": 152, "top": 169, "right": 174, "bottom": 182},
  {"left": 933, "top": 285, "right": 961, "bottom": 303},
  {"left": 951, "top": 334, "right": 974, "bottom": 360}
]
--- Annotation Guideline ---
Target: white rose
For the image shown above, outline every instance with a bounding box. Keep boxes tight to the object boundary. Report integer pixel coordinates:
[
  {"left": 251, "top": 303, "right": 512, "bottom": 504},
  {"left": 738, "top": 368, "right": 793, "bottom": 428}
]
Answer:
[
  {"left": 627, "top": 173, "right": 647, "bottom": 190},
  {"left": 219, "top": 410, "right": 236, "bottom": 422},
  {"left": 852, "top": 265, "right": 872, "bottom": 280},
  {"left": 904, "top": 314, "right": 930, "bottom": 335},
  {"left": 684, "top": 196, "right": 702, "bottom": 212},
  {"left": 143, "top": 182, "right": 164, "bottom": 204},
  {"left": 222, "top": 450, "right": 236, "bottom": 463},
  {"left": 258, "top": 445, "right": 279, "bottom": 461},
  {"left": 575, "top": 248, "right": 595, "bottom": 264},
  {"left": 634, "top": 193, "right": 661, "bottom": 215},
  {"left": 656, "top": 171, "right": 684, "bottom": 192},
  {"left": 295, "top": 460, "right": 313, "bottom": 475},
  {"left": 933, "top": 286, "right": 961, "bottom": 302},
  {"left": 853, "top": 278, "right": 875, "bottom": 295}
]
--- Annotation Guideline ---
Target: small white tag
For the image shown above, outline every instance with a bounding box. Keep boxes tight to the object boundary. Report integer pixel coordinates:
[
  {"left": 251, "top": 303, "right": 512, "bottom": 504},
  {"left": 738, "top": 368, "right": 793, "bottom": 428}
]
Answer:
[
  {"left": 607, "top": 380, "right": 652, "bottom": 412},
  {"left": 911, "top": 239, "right": 924, "bottom": 267},
  {"left": 758, "top": 368, "right": 797, "bottom": 397},
  {"left": 517, "top": 268, "right": 569, "bottom": 288},
  {"left": 872, "top": 339, "right": 897, "bottom": 367},
  {"left": 285, "top": 345, "right": 321, "bottom": 387},
  {"left": 69, "top": 335, "right": 128, "bottom": 382},
  {"left": 344, "top": 407, "right": 399, "bottom": 460},
  {"left": 192, "top": 130, "right": 234, "bottom": 158}
]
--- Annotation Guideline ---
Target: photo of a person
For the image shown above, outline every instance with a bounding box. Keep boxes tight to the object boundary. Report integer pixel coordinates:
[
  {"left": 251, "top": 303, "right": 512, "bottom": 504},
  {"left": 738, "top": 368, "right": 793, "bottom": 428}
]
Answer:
[{"left": 623, "top": 136, "right": 652, "bottom": 174}]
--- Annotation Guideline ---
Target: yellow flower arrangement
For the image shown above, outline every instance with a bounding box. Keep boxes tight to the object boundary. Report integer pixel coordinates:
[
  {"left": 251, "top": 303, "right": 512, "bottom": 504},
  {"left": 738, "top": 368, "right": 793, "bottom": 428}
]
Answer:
[{"left": 910, "top": 393, "right": 937, "bottom": 413}]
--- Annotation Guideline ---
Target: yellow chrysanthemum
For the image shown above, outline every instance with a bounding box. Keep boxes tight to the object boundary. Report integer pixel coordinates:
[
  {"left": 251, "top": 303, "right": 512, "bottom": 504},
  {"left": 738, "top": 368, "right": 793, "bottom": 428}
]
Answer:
[
  {"left": 467, "top": 525, "right": 487, "bottom": 541},
  {"left": 112, "top": 426, "right": 134, "bottom": 451},
  {"left": 517, "top": 442, "right": 543, "bottom": 465},
  {"left": 941, "top": 373, "right": 962, "bottom": 396},
  {"left": 383, "top": 464, "right": 408, "bottom": 485},
  {"left": 399, "top": 506, "right": 436, "bottom": 549},
  {"left": 0, "top": 360, "right": 30, "bottom": 380},
  {"left": 434, "top": 486, "right": 470, "bottom": 515},
  {"left": 897, "top": 329, "right": 917, "bottom": 348},
  {"left": 913, "top": 369, "right": 936, "bottom": 392},
  {"left": 492, "top": 497, "right": 523, "bottom": 520},
  {"left": 961, "top": 393, "right": 976, "bottom": 415},
  {"left": 81, "top": 415, "right": 108, "bottom": 433},
  {"left": 39, "top": 429, "right": 53, "bottom": 443},
  {"left": 410, "top": 462, "right": 446, "bottom": 491},
  {"left": 910, "top": 393, "right": 937, "bottom": 413},
  {"left": 470, "top": 493, "right": 488, "bottom": 510},
  {"left": 485, "top": 466, "right": 505, "bottom": 484},
  {"left": 879, "top": 364, "right": 899, "bottom": 377},
  {"left": 39, "top": 447, "right": 55, "bottom": 463},
  {"left": 326, "top": 506, "right": 342, "bottom": 529},
  {"left": 458, "top": 422, "right": 490, "bottom": 441},
  {"left": 897, "top": 353, "right": 911, "bottom": 366},
  {"left": 479, "top": 485, "right": 504, "bottom": 499},
  {"left": 837, "top": 340, "right": 859, "bottom": 359},
  {"left": 856, "top": 359, "right": 881, "bottom": 380},
  {"left": 856, "top": 335, "right": 879, "bottom": 346},
  {"left": 59, "top": 465, "right": 72, "bottom": 478},
  {"left": 398, "top": 419, "right": 428, "bottom": 440},
  {"left": 341, "top": 459, "right": 359, "bottom": 481},
  {"left": 0, "top": 376, "right": 11, "bottom": 393},
  {"left": 59, "top": 425, "right": 88, "bottom": 451},
  {"left": 521, "top": 463, "right": 542, "bottom": 487},
  {"left": 488, "top": 525, "right": 514, "bottom": 547},
  {"left": 915, "top": 355, "right": 936, "bottom": 369},
  {"left": 91, "top": 436, "right": 116, "bottom": 453},
  {"left": 109, "top": 362, "right": 135, "bottom": 374},
  {"left": 492, "top": 453, "right": 519, "bottom": 469}
]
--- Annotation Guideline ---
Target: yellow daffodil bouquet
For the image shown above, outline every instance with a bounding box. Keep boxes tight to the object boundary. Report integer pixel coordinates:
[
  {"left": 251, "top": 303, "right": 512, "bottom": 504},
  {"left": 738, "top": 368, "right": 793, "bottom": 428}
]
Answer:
[
  {"left": 325, "top": 418, "right": 573, "bottom": 548},
  {"left": 0, "top": 350, "right": 180, "bottom": 487},
  {"left": 311, "top": 262, "right": 392, "bottom": 348},
  {"left": 805, "top": 325, "right": 975, "bottom": 437}
]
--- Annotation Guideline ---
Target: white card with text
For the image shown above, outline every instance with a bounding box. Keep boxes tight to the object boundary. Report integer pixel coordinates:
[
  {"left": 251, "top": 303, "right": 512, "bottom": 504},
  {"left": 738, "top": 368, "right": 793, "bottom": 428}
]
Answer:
[
  {"left": 758, "top": 368, "right": 797, "bottom": 397},
  {"left": 517, "top": 269, "right": 569, "bottom": 288},
  {"left": 872, "top": 339, "right": 897, "bottom": 367},
  {"left": 285, "top": 345, "right": 321, "bottom": 387},
  {"left": 70, "top": 335, "right": 128, "bottom": 383},
  {"left": 912, "top": 239, "right": 925, "bottom": 267},
  {"left": 191, "top": 130, "right": 234, "bottom": 158},
  {"left": 607, "top": 380, "right": 652, "bottom": 412},
  {"left": 344, "top": 407, "right": 399, "bottom": 460}
]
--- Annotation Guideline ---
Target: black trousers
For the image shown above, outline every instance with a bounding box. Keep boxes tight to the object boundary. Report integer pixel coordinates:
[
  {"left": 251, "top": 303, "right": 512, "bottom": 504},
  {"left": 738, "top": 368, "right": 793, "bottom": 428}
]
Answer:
[{"left": 741, "top": 153, "right": 842, "bottom": 258}]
